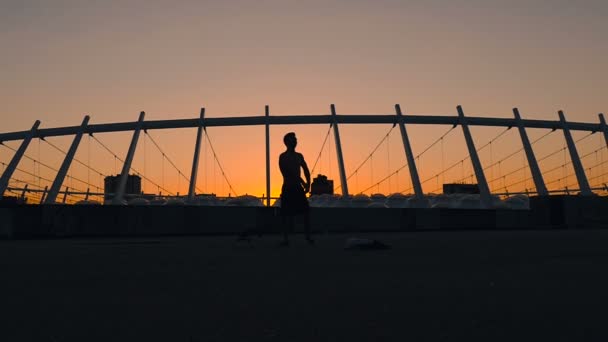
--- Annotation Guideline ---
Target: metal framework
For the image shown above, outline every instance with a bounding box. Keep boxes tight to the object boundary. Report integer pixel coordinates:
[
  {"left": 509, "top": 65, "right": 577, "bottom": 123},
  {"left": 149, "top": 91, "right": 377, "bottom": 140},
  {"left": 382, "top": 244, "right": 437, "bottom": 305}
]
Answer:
[{"left": 1, "top": 105, "right": 607, "bottom": 205}]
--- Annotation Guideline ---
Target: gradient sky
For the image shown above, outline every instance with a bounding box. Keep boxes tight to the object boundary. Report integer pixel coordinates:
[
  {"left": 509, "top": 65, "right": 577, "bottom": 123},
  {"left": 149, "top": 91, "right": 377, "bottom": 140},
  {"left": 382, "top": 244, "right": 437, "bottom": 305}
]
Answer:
[{"left": 1, "top": 0, "right": 607, "bottom": 201}]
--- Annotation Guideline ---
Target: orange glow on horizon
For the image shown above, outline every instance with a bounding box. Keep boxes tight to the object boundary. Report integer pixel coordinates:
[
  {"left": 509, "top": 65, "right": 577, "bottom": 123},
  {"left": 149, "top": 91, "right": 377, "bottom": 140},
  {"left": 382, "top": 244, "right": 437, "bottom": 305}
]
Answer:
[{"left": 1, "top": 1, "right": 607, "bottom": 201}]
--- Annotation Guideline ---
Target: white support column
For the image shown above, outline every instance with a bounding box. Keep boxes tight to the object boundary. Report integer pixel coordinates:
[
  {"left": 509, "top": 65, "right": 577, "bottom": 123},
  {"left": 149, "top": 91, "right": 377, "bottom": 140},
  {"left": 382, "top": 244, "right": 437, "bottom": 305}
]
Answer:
[
  {"left": 0, "top": 121, "right": 41, "bottom": 199},
  {"left": 599, "top": 113, "right": 608, "bottom": 148},
  {"left": 330, "top": 104, "right": 349, "bottom": 197},
  {"left": 188, "top": 108, "right": 205, "bottom": 201},
  {"left": 265, "top": 105, "right": 271, "bottom": 207},
  {"left": 558, "top": 110, "right": 592, "bottom": 196},
  {"left": 62, "top": 187, "right": 68, "bottom": 204},
  {"left": 113, "top": 112, "right": 145, "bottom": 204},
  {"left": 457, "top": 105, "right": 492, "bottom": 208},
  {"left": 39, "top": 186, "right": 48, "bottom": 204},
  {"left": 395, "top": 104, "right": 423, "bottom": 199},
  {"left": 45, "top": 116, "right": 90, "bottom": 204},
  {"left": 20, "top": 184, "right": 28, "bottom": 201},
  {"left": 513, "top": 108, "right": 548, "bottom": 196}
]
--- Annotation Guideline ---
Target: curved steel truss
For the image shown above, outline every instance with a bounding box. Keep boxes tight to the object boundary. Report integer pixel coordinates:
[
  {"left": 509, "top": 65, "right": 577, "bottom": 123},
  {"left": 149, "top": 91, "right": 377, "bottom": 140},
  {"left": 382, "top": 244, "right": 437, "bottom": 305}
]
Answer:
[{"left": 1, "top": 105, "right": 607, "bottom": 207}]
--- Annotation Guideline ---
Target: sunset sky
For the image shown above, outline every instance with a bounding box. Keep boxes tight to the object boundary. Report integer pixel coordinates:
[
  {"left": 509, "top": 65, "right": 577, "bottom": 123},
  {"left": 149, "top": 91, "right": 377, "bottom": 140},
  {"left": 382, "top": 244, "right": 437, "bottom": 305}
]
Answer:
[{"left": 1, "top": 0, "right": 607, "bottom": 201}]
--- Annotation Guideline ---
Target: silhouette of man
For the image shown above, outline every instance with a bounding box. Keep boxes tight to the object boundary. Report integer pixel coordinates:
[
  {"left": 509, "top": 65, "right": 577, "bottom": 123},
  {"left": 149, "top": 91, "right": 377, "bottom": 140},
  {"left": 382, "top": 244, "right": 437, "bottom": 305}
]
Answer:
[{"left": 279, "top": 132, "right": 313, "bottom": 246}]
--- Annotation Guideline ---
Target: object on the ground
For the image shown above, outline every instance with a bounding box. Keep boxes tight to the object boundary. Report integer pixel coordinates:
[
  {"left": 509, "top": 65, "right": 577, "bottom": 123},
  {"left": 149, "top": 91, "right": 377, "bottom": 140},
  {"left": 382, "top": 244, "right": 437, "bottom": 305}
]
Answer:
[{"left": 344, "top": 237, "right": 391, "bottom": 250}]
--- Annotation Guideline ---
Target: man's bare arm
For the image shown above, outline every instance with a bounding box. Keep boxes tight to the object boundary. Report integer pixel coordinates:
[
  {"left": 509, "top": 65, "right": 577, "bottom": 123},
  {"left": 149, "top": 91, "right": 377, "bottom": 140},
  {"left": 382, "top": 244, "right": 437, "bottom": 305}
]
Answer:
[{"left": 301, "top": 156, "right": 311, "bottom": 192}]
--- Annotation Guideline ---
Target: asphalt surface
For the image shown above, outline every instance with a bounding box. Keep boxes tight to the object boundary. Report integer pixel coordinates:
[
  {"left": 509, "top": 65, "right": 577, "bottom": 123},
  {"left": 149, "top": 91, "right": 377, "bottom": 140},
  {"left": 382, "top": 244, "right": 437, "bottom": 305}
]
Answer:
[{"left": 1, "top": 229, "right": 607, "bottom": 341}]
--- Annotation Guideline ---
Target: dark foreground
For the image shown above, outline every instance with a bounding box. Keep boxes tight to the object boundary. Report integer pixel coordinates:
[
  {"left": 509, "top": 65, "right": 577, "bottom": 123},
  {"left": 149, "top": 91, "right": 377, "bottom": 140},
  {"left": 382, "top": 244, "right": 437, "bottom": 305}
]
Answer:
[{"left": 1, "top": 230, "right": 607, "bottom": 341}]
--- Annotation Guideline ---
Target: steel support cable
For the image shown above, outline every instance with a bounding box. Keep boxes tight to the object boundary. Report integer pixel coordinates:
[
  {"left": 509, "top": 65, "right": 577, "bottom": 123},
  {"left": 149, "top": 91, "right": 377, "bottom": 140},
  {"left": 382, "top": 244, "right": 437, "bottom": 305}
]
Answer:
[
  {"left": 41, "top": 138, "right": 106, "bottom": 178},
  {"left": 545, "top": 165, "right": 583, "bottom": 189},
  {"left": 345, "top": 125, "right": 396, "bottom": 182},
  {"left": 553, "top": 132, "right": 597, "bottom": 189},
  {"left": 334, "top": 125, "right": 396, "bottom": 193},
  {"left": 483, "top": 149, "right": 526, "bottom": 178},
  {"left": 135, "top": 170, "right": 173, "bottom": 196},
  {"left": 144, "top": 132, "right": 190, "bottom": 185},
  {"left": 530, "top": 129, "right": 556, "bottom": 145},
  {"left": 415, "top": 126, "right": 457, "bottom": 162},
  {"left": 454, "top": 127, "right": 513, "bottom": 182},
  {"left": 1, "top": 142, "right": 59, "bottom": 173},
  {"left": 487, "top": 147, "right": 557, "bottom": 185},
  {"left": 90, "top": 134, "right": 174, "bottom": 195},
  {"left": 490, "top": 141, "right": 555, "bottom": 188},
  {"left": 488, "top": 164, "right": 531, "bottom": 185},
  {"left": 310, "top": 124, "right": 333, "bottom": 176},
  {"left": 543, "top": 132, "right": 597, "bottom": 187},
  {"left": 545, "top": 175, "right": 569, "bottom": 187},
  {"left": 9, "top": 180, "right": 44, "bottom": 191},
  {"left": 485, "top": 129, "right": 556, "bottom": 185},
  {"left": 588, "top": 168, "right": 608, "bottom": 183},
  {"left": 350, "top": 121, "right": 450, "bottom": 194},
  {"left": 396, "top": 126, "right": 458, "bottom": 193},
  {"left": 40, "top": 138, "right": 105, "bottom": 192},
  {"left": 382, "top": 126, "right": 455, "bottom": 194},
  {"left": 497, "top": 175, "right": 534, "bottom": 192},
  {"left": 10, "top": 166, "right": 88, "bottom": 194},
  {"left": 358, "top": 163, "right": 409, "bottom": 195},
  {"left": 577, "top": 145, "right": 607, "bottom": 162},
  {"left": 474, "top": 127, "right": 512, "bottom": 154},
  {"left": 5, "top": 142, "right": 99, "bottom": 192},
  {"left": 574, "top": 131, "right": 595, "bottom": 144},
  {"left": 8, "top": 177, "right": 46, "bottom": 190},
  {"left": 203, "top": 129, "right": 238, "bottom": 196},
  {"left": 541, "top": 162, "right": 570, "bottom": 178},
  {"left": 421, "top": 127, "right": 508, "bottom": 188},
  {"left": 565, "top": 180, "right": 579, "bottom": 190},
  {"left": 420, "top": 157, "right": 466, "bottom": 186},
  {"left": 536, "top": 147, "right": 568, "bottom": 164},
  {"left": 559, "top": 159, "right": 608, "bottom": 189},
  {"left": 90, "top": 134, "right": 125, "bottom": 165},
  {"left": 11, "top": 165, "right": 55, "bottom": 184},
  {"left": 144, "top": 132, "right": 203, "bottom": 194}
]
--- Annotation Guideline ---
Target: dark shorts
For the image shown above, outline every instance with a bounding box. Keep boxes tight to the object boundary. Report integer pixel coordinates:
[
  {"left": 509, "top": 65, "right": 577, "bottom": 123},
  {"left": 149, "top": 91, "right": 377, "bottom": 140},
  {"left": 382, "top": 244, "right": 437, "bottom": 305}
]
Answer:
[{"left": 280, "top": 183, "right": 310, "bottom": 216}]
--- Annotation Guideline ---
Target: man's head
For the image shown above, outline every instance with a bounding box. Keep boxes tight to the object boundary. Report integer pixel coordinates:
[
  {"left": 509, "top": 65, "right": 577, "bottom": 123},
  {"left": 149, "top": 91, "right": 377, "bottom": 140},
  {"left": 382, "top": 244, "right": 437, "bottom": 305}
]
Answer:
[{"left": 283, "top": 132, "right": 297, "bottom": 149}]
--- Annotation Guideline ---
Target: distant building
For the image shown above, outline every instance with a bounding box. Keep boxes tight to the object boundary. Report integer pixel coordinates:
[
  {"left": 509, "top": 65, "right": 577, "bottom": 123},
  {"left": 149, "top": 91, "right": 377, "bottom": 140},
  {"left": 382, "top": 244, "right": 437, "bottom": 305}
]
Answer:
[
  {"left": 443, "top": 183, "right": 479, "bottom": 195},
  {"left": 311, "top": 174, "right": 334, "bottom": 195},
  {"left": 104, "top": 174, "right": 142, "bottom": 201}
]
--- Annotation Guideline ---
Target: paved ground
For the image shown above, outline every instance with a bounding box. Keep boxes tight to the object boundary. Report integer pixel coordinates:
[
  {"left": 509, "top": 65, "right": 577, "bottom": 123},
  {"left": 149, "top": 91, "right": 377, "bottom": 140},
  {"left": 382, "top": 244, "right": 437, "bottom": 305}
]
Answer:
[{"left": 1, "top": 229, "right": 607, "bottom": 341}]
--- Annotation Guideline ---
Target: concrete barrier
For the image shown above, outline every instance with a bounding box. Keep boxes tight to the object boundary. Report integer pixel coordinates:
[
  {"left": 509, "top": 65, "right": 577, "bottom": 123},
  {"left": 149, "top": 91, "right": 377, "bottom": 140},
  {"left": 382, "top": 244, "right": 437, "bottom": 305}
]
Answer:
[{"left": 2, "top": 196, "right": 608, "bottom": 239}]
